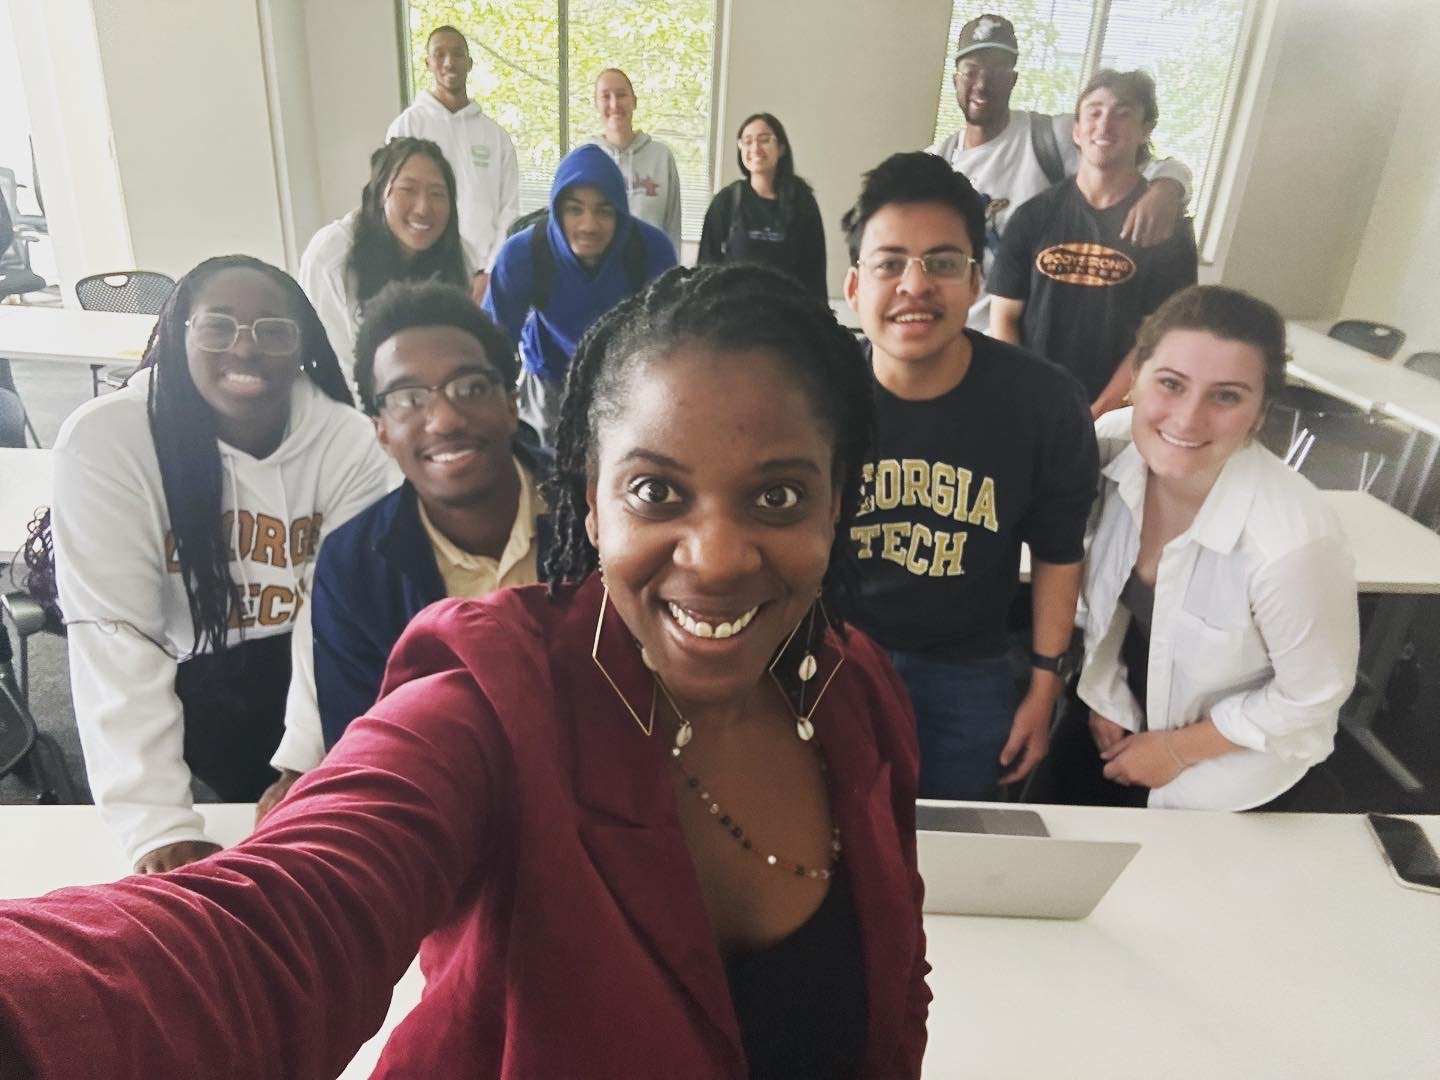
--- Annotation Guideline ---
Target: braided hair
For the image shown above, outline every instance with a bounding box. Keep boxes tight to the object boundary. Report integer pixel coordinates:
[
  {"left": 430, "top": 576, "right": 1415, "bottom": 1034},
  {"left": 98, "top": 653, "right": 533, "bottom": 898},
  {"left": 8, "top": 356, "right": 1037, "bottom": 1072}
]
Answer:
[
  {"left": 140, "top": 254, "right": 353, "bottom": 657},
  {"left": 545, "top": 263, "right": 874, "bottom": 620},
  {"left": 346, "top": 138, "right": 470, "bottom": 310}
]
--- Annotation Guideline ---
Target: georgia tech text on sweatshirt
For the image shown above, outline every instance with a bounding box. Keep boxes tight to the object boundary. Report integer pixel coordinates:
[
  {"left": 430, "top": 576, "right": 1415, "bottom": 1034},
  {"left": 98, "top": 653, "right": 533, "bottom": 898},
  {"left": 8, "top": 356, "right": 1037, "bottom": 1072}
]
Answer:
[
  {"left": 850, "top": 459, "right": 998, "bottom": 576},
  {"left": 164, "top": 511, "right": 324, "bottom": 628}
]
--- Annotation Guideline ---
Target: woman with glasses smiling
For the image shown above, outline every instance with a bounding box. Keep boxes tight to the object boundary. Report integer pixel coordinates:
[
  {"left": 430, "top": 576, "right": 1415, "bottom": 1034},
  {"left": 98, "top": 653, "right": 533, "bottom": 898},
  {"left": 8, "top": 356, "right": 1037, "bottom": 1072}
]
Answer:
[
  {"left": 41, "top": 255, "right": 392, "bottom": 874},
  {"left": 698, "top": 112, "right": 828, "bottom": 300}
]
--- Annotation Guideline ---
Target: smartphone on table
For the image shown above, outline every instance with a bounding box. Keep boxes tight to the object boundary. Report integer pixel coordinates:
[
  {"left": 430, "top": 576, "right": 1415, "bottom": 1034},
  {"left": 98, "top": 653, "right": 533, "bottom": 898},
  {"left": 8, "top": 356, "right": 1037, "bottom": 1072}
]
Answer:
[{"left": 1366, "top": 814, "right": 1440, "bottom": 895}]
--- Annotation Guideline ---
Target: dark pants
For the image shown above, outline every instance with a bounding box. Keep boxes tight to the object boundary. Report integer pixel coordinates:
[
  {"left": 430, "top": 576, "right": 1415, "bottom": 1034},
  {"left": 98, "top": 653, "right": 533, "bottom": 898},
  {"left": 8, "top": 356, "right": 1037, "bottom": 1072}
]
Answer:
[
  {"left": 888, "top": 650, "right": 1017, "bottom": 801},
  {"left": 175, "top": 633, "right": 289, "bottom": 801}
]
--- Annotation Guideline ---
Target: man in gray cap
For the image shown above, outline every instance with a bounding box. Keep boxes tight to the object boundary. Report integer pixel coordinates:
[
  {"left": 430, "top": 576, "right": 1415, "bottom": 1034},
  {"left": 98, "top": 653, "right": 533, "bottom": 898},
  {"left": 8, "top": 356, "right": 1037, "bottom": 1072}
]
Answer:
[{"left": 930, "top": 13, "right": 1193, "bottom": 329}]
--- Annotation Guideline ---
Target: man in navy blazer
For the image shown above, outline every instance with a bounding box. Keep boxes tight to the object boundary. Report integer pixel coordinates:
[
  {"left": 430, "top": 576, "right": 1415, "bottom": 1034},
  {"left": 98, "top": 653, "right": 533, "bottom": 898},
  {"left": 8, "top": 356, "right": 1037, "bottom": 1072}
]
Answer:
[{"left": 262, "top": 281, "right": 550, "bottom": 815}]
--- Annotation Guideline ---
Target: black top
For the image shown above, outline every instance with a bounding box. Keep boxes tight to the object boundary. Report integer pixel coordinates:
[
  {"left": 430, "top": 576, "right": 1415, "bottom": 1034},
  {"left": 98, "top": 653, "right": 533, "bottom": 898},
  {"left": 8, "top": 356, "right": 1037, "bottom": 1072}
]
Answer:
[
  {"left": 851, "top": 332, "right": 1099, "bottom": 658},
  {"left": 988, "top": 177, "right": 1198, "bottom": 399},
  {"left": 697, "top": 179, "right": 828, "bottom": 300},
  {"left": 1119, "top": 570, "right": 1154, "bottom": 722},
  {"left": 726, "top": 865, "right": 867, "bottom": 1079}
]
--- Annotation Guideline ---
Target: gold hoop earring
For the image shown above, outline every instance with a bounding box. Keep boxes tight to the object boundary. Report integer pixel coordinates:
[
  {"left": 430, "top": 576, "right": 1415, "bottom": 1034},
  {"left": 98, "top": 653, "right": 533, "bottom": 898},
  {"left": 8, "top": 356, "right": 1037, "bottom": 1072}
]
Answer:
[{"left": 591, "top": 585, "right": 654, "bottom": 737}]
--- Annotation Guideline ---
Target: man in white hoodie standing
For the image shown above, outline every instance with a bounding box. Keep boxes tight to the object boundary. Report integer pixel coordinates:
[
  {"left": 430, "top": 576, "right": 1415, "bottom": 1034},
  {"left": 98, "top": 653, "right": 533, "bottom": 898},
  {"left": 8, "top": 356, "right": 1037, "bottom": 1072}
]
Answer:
[{"left": 387, "top": 25, "right": 520, "bottom": 299}]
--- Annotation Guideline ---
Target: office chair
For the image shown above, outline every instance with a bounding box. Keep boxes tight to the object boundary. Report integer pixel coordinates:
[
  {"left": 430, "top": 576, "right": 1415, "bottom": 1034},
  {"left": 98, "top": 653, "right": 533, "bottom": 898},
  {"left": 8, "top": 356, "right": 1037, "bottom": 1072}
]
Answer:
[
  {"left": 0, "top": 620, "right": 79, "bottom": 803},
  {"left": 1329, "top": 319, "right": 1406, "bottom": 360},
  {"left": 75, "top": 271, "right": 175, "bottom": 389},
  {"left": 0, "top": 168, "right": 46, "bottom": 302},
  {"left": 1403, "top": 351, "right": 1440, "bottom": 382}
]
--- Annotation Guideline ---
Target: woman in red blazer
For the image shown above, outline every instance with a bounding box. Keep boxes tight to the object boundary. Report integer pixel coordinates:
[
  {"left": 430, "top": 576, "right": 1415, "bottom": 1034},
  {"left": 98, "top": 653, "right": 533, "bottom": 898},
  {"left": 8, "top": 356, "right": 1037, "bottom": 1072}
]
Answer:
[{"left": 0, "top": 265, "right": 929, "bottom": 1079}]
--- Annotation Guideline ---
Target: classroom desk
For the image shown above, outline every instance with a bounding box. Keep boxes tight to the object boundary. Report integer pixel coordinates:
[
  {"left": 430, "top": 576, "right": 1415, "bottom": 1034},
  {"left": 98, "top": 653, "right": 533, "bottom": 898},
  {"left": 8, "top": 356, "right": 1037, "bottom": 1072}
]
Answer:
[
  {"left": 1285, "top": 322, "right": 1440, "bottom": 514},
  {"left": 3, "top": 802, "right": 1437, "bottom": 1078},
  {"left": 0, "top": 306, "right": 155, "bottom": 395},
  {"left": 0, "top": 447, "right": 51, "bottom": 561}
]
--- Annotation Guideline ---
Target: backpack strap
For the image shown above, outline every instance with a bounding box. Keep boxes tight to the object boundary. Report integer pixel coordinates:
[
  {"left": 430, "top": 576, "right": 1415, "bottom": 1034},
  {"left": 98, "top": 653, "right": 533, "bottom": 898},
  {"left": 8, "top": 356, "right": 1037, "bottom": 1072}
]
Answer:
[
  {"left": 622, "top": 223, "right": 649, "bottom": 293},
  {"left": 527, "top": 211, "right": 556, "bottom": 311},
  {"left": 1029, "top": 114, "right": 1066, "bottom": 185}
]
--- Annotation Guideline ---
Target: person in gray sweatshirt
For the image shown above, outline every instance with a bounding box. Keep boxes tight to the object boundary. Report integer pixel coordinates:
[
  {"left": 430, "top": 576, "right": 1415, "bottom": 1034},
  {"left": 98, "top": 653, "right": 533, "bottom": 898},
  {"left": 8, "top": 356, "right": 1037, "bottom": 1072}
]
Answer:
[{"left": 585, "top": 67, "right": 682, "bottom": 256}]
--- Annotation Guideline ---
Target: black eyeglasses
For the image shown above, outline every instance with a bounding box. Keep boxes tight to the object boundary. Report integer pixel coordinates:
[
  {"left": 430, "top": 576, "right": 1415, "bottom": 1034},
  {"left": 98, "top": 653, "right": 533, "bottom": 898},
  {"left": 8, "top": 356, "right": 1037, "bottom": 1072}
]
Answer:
[
  {"left": 374, "top": 370, "right": 507, "bottom": 420},
  {"left": 185, "top": 313, "right": 301, "bottom": 356}
]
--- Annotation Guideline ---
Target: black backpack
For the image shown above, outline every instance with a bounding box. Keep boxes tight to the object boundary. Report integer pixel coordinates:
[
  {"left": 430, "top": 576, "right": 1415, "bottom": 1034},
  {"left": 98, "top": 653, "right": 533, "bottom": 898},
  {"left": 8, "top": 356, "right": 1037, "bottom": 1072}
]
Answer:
[
  {"left": 507, "top": 209, "right": 649, "bottom": 310},
  {"left": 937, "top": 112, "right": 1065, "bottom": 185}
]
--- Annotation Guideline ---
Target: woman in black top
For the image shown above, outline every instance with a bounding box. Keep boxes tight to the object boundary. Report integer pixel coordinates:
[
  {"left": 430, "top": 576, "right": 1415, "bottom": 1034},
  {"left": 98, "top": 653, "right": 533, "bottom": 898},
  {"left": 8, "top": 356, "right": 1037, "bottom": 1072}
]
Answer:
[{"left": 698, "top": 112, "right": 828, "bottom": 300}]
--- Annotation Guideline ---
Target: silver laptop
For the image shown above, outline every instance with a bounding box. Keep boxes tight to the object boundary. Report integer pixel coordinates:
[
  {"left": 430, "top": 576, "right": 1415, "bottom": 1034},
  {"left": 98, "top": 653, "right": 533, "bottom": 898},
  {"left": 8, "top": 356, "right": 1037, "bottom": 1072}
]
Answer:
[{"left": 916, "top": 802, "right": 1140, "bottom": 920}]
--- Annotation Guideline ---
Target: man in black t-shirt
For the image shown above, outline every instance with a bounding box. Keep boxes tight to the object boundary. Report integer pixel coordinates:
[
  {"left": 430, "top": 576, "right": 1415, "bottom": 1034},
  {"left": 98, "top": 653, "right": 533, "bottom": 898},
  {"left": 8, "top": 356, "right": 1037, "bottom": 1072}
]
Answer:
[
  {"left": 990, "top": 69, "right": 1197, "bottom": 415},
  {"left": 841, "top": 152, "right": 1098, "bottom": 800}
]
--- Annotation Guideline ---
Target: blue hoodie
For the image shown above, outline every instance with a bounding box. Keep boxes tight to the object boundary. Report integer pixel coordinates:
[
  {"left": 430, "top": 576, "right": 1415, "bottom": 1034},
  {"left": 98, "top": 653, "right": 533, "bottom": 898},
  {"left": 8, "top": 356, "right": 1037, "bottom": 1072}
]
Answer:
[{"left": 484, "top": 145, "right": 677, "bottom": 382}]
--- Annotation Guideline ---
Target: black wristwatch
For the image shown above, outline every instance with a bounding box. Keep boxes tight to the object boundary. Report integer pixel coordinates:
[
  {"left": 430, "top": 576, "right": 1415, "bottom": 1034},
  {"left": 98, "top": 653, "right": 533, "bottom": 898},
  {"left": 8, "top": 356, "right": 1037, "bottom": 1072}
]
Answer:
[{"left": 1029, "top": 649, "right": 1068, "bottom": 676}]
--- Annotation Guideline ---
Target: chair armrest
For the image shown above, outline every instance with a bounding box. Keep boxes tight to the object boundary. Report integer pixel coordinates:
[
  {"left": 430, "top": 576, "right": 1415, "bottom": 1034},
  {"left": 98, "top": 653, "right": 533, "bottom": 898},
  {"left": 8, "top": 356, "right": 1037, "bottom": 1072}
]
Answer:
[{"left": 2, "top": 591, "right": 49, "bottom": 638}]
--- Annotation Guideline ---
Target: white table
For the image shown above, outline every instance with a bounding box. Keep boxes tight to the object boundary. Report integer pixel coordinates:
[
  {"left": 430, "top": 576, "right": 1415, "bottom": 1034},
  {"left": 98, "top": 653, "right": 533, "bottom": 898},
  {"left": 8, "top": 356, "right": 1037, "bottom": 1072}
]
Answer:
[
  {"left": 0, "top": 447, "right": 51, "bottom": 561},
  {"left": 0, "top": 305, "right": 155, "bottom": 396},
  {"left": 4, "top": 803, "right": 1437, "bottom": 1078},
  {"left": 1285, "top": 322, "right": 1440, "bottom": 515}
]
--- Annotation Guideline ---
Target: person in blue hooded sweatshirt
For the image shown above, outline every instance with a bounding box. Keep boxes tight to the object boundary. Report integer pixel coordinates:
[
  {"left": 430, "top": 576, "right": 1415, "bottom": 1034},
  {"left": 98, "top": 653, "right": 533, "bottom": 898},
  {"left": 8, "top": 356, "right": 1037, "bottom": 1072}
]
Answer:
[{"left": 484, "top": 144, "right": 676, "bottom": 446}]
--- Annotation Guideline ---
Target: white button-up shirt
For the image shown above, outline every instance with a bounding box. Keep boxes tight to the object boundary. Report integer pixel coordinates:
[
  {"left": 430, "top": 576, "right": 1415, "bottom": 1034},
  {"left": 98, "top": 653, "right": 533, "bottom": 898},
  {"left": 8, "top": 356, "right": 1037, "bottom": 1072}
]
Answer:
[{"left": 1078, "top": 410, "right": 1360, "bottom": 810}]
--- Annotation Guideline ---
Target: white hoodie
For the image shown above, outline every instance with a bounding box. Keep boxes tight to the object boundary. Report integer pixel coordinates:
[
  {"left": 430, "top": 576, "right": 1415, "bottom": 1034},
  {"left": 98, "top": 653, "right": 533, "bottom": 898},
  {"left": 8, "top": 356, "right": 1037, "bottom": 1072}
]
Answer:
[
  {"left": 51, "top": 368, "right": 394, "bottom": 864},
  {"left": 386, "top": 91, "right": 520, "bottom": 272},
  {"left": 584, "top": 132, "right": 682, "bottom": 255}
]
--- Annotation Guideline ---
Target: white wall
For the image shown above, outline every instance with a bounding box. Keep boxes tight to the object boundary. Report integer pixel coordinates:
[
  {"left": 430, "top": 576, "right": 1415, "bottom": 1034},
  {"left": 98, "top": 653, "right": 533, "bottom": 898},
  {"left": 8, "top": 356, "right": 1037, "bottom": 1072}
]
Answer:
[
  {"left": 5, "top": 0, "right": 133, "bottom": 300},
  {"left": 1340, "top": 3, "right": 1440, "bottom": 353},
  {"left": 716, "top": 0, "right": 954, "bottom": 292},
  {"left": 89, "top": 0, "right": 287, "bottom": 276},
  {"left": 1209, "top": 0, "right": 1423, "bottom": 318},
  {"left": 259, "top": 0, "right": 325, "bottom": 270}
]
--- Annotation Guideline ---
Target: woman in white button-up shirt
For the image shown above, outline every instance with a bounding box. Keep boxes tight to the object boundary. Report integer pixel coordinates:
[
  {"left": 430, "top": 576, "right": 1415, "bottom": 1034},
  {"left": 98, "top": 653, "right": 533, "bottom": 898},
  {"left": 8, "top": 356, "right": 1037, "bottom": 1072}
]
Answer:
[{"left": 1070, "top": 285, "right": 1359, "bottom": 811}]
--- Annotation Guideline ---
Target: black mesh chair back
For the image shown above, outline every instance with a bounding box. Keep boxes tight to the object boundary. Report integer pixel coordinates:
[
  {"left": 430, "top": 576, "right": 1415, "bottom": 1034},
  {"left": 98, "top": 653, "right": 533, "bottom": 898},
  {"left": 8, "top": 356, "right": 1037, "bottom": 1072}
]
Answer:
[
  {"left": 1403, "top": 351, "right": 1440, "bottom": 382},
  {"left": 75, "top": 271, "right": 176, "bottom": 315},
  {"left": 1328, "top": 319, "right": 1406, "bottom": 360}
]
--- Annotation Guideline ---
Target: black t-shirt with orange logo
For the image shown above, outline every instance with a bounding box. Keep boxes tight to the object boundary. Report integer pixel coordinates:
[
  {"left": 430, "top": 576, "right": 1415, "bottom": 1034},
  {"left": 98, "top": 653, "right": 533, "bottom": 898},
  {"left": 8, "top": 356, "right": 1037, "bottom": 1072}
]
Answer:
[{"left": 989, "top": 176, "right": 1197, "bottom": 399}]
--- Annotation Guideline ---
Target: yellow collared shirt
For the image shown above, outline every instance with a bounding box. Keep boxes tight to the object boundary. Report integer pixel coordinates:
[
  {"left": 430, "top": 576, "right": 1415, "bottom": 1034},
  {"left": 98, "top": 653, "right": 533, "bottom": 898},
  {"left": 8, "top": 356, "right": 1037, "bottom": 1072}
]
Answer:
[{"left": 417, "top": 456, "right": 544, "bottom": 599}]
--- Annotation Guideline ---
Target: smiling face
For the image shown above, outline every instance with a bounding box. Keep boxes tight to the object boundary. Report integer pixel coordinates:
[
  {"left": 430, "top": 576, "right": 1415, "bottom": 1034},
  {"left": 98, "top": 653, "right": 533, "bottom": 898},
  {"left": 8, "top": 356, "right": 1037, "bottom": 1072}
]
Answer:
[
  {"left": 372, "top": 325, "right": 518, "bottom": 509},
  {"left": 844, "top": 200, "right": 980, "bottom": 373},
  {"left": 1130, "top": 329, "right": 1268, "bottom": 489},
  {"left": 1073, "top": 86, "right": 1151, "bottom": 171},
  {"left": 595, "top": 70, "right": 636, "bottom": 130},
  {"left": 425, "top": 29, "right": 472, "bottom": 96},
  {"left": 738, "top": 118, "right": 785, "bottom": 178},
  {"left": 584, "top": 345, "right": 840, "bottom": 710},
  {"left": 559, "top": 183, "right": 619, "bottom": 269},
  {"left": 953, "top": 50, "right": 1017, "bottom": 127},
  {"left": 383, "top": 153, "right": 452, "bottom": 258},
  {"left": 184, "top": 267, "right": 300, "bottom": 452}
]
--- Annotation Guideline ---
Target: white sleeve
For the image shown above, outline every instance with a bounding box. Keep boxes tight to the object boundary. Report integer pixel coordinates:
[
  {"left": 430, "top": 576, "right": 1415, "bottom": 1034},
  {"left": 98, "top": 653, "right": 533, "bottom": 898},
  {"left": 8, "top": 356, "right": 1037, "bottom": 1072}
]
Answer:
[
  {"left": 664, "top": 150, "right": 683, "bottom": 254},
  {"left": 489, "top": 132, "right": 521, "bottom": 270},
  {"left": 1208, "top": 535, "right": 1360, "bottom": 763},
  {"left": 271, "top": 597, "right": 324, "bottom": 774},
  {"left": 298, "top": 232, "right": 357, "bottom": 388},
  {"left": 51, "top": 442, "right": 210, "bottom": 866},
  {"left": 1141, "top": 155, "right": 1193, "bottom": 203}
]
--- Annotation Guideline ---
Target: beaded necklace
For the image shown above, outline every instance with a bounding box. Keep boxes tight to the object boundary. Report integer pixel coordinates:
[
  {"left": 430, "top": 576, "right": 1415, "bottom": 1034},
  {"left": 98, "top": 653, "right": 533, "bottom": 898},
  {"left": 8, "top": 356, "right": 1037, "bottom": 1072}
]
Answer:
[{"left": 657, "top": 679, "right": 842, "bottom": 881}]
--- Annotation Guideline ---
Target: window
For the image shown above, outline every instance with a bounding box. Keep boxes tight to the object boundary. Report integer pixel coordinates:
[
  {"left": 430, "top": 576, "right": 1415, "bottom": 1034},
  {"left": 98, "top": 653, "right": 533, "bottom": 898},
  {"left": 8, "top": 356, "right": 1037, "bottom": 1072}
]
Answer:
[
  {"left": 401, "top": 0, "right": 718, "bottom": 243},
  {"left": 931, "top": 0, "right": 1256, "bottom": 244}
]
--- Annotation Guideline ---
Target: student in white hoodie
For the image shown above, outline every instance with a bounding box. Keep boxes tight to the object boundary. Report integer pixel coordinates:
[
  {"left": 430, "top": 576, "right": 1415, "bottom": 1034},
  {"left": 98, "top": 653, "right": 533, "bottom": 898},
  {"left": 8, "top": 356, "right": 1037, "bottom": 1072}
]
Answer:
[
  {"left": 298, "top": 137, "right": 476, "bottom": 392},
  {"left": 47, "top": 255, "right": 393, "bottom": 872},
  {"left": 586, "top": 68, "right": 682, "bottom": 255},
  {"left": 386, "top": 24, "right": 520, "bottom": 289}
]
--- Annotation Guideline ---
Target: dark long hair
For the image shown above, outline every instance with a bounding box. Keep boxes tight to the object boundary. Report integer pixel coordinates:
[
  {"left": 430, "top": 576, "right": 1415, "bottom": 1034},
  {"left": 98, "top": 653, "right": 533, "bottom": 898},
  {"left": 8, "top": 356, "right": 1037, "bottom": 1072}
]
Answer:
[
  {"left": 141, "top": 255, "right": 353, "bottom": 657},
  {"left": 736, "top": 112, "right": 812, "bottom": 206},
  {"left": 345, "top": 138, "right": 470, "bottom": 310},
  {"left": 545, "top": 263, "right": 874, "bottom": 620}
]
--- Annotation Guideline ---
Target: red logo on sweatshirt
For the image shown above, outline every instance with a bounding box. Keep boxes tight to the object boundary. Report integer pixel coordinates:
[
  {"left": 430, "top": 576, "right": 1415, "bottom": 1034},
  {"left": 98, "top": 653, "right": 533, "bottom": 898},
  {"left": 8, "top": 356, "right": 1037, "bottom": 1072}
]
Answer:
[{"left": 633, "top": 175, "right": 660, "bottom": 197}]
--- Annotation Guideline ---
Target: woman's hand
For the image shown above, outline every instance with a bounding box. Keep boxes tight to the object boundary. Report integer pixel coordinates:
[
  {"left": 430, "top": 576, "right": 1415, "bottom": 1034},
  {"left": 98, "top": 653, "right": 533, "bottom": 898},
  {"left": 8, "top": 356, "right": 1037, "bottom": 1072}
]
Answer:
[
  {"left": 134, "top": 840, "right": 222, "bottom": 875},
  {"left": 1088, "top": 711, "right": 1130, "bottom": 753},
  {"left": 1100, "top": 731, "right": 1185, "bottom": 789},
  {"left": 255, "top": 769, "right": 302, "bottom": 825}
]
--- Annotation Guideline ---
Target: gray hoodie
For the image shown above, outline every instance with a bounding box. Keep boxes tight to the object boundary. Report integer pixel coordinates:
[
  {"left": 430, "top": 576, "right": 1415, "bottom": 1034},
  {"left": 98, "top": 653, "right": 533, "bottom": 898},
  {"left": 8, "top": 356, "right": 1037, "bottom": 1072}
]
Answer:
[{"left": 585, "top": 131, "right": 682, "bottom": 254}]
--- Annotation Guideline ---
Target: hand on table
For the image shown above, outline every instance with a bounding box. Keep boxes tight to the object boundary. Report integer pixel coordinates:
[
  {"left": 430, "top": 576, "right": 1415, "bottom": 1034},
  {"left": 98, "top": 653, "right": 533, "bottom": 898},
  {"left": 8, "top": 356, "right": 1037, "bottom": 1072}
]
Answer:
[
  {"left": 1120, "top": 179, "right": 1183, "bottom": 247},
  {"left": 255, "top": 769, "right": 302, "bottom": 825},
  {"left": 134, "top": 840, "right": 221, "bottom": 875},
  {"left": 1101, "top": 730, "right": 1184, "bottom": 789},
  {"left": 998, "top": 689, "right": 1053, "bottom": 785}
]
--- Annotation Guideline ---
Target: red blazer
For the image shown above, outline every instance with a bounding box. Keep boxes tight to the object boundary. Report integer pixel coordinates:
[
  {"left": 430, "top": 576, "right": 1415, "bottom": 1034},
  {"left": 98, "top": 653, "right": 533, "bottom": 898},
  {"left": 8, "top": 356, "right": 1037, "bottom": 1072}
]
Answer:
[{"left": 0, "top": 576, "right": 929, "bottom": 1079}]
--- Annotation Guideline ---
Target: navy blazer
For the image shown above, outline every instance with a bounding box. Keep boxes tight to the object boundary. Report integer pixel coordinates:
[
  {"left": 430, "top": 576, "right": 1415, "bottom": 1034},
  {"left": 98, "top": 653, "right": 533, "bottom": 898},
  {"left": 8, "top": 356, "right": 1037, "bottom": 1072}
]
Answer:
[{"left": 312, "top": 445, "right": 552, "bottom": 747}]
